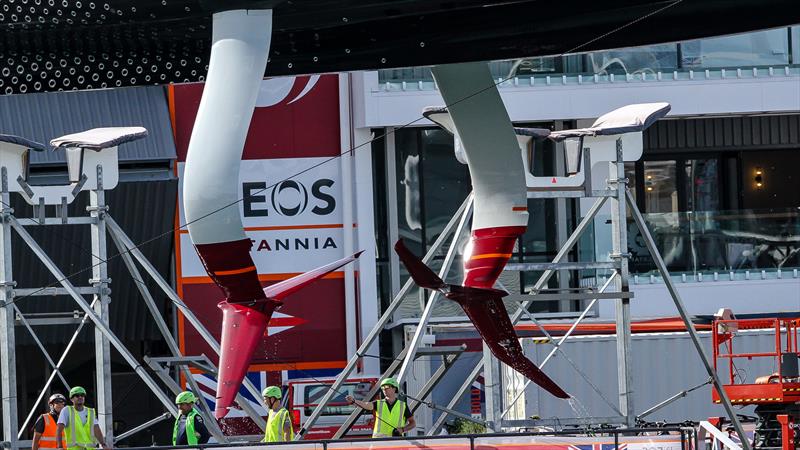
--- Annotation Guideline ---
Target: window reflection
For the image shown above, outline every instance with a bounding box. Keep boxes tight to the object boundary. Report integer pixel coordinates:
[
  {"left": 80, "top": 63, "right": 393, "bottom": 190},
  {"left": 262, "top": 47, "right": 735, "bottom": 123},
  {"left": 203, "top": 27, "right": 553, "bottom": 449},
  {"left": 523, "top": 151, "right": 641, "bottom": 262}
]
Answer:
[
  {"left": 395, "top": 129, "right": 423, "bottom": 257},
  {"left": 681, "top": 28, "right": 790, "bottom": 68},
  {"left": 684, "top": 159, "right": 720, "bottom": 213},
  {"left": 644, "top": 160, "right": 678, "bottom": 213},
  {"left": 588, "top": 43, "right": 677, "bottom": 75}
]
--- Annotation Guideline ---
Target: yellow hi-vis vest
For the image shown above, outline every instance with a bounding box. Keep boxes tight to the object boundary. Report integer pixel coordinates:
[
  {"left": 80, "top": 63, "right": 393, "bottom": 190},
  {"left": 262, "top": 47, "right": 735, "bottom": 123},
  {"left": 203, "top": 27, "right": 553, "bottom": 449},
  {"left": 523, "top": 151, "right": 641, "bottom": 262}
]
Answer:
[
  {"left": 263, "top": 408, "right": 293, "bottom": 442},
  {"left": 372, "top": 400, "right": 406, "bottom": 438},
  {"left": 64, "top": 406, "right": 95, "bottom": 450}
]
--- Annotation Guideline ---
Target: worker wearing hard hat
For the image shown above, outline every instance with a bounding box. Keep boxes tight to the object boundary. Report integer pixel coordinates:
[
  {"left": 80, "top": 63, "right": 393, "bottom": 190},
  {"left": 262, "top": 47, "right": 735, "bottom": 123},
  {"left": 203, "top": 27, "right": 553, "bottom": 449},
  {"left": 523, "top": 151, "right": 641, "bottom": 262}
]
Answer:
[
  {"left": 346, "top": 377, "right": 416, "bottom": 438},
  {"left": 55, "top": 386, "right": 109, "bottom": 450},
  {"left": 262, "top": 386, "right": 293, "bottom": 442},
  {"left": 172, "top": 391, "right": 211, "bottom": 446},
  {"left": 32, "top": 394, "right": 66, "bottom": 450}
]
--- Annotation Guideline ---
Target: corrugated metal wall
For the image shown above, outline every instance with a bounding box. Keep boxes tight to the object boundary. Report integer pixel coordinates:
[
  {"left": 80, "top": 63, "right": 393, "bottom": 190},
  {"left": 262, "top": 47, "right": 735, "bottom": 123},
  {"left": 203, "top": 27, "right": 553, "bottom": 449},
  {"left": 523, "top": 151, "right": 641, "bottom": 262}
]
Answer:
[
  {"left": 0, "top": 86, "right": 176, "bottom": 165},
  {"left": 522, "top": 330, "right": 776, "bottom": 421},
  {"left": 10, "top": 179, "right": 178, "bottom": 345},
  {"left": 645, "top": 114, "right": 800, "bottom": 152}
]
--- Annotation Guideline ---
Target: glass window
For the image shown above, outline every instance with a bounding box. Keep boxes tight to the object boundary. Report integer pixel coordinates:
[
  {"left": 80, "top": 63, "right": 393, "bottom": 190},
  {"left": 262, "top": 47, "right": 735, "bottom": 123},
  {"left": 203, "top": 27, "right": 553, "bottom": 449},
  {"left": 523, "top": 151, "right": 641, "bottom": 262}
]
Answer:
[
  {"left": 681, "top": 27, "right": 790, "bottom": 68},
  {"left": 644, "top": 160, "right": 678, "bottom": 213},
  {"left": 587, "top": 43, "right": 678, "bottom": 75},
  {"left": 395, "top": 128, "right": 423, "bottom": 256},
  {"left": 500, "top": 56, "right": 559, "bottom": 78},
  {"left": 684, "top": 159, "right": 720, "bottom": 213},
  {"left": 420, "top": 128, "right": 471, "bottom": 249},
  {"left": 792, "top": 27, "right": 799, "bottom": 64}
]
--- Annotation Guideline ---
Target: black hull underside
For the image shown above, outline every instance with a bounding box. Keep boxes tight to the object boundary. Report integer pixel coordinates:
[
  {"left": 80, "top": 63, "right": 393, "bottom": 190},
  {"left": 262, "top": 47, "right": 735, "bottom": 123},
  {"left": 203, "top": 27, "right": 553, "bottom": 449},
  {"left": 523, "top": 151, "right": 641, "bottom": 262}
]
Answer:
[{"left": 0, "top": 0, "right": 798, "bottom": 95}]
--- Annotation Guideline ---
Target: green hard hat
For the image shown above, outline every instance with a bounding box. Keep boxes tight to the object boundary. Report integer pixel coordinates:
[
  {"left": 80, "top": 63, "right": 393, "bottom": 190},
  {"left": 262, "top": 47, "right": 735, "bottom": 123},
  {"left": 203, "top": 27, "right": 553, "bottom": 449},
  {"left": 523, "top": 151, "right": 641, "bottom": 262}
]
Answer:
[
  {"left": 380, "top": 378, "right": 399, "bottom": 390},
  {"left": 69, "top": 386, "right": 87, "bottom": 398},
  {"left": 262, "top": 386, "right": 282, "bottom": 399},
  {"left": 175, "top": 391, "right": 197, "bottom": 405}
]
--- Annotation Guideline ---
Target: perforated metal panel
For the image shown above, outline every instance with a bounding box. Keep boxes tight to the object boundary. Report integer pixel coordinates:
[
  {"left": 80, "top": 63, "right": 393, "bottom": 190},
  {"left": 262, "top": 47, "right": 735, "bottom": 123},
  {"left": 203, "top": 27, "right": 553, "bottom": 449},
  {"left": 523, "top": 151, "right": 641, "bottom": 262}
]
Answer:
[{"left": 0, "top": 0, "right": 797, "bottom": 95}]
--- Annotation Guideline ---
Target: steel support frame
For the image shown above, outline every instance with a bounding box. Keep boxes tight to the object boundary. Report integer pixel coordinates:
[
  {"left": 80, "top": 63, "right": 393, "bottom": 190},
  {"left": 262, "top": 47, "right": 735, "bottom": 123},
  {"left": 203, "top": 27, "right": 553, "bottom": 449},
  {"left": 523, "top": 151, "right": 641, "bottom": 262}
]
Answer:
[
  {"left": 428, "top": 142, "right": 642, "bottom": 433},
  {"left": 0, "top": 168, "right": 19, "bottom": 450},
  {"left": 428, "top": 194, "right": 610, "bottom": 435},
  {"left": 407, "top": 348, "right": 466, "bottom": 415},
  {"left": 625, "top": 190, "right": 750, "bottom": 449},
  {"left": 609, "top": 140, "right": 635, "bottom": 427},
  {"left": 396, "top": 193, "right": 473, "bottom": 383},
  {"left": 309, "top": 129, "right": 735, "bottom": 437},
  {"left": 483, "top": 342, "right": 503, "bottom": 432},
  {"left": 499, "top": 274, "right": 620, "bottom": 420},
  {"left": 332, "top": 345, "right": 466, "bottom": 439},
  {"left": 89, "top": 166, "right": 114, "bottom": 441},
  {"left": 0, "top": 174, "right": 266, "bottom": 445},
  {"left": 298, "top": 194, "right": 473, "bottom": 439},
  {"left": 104, "top": 216, "right": 269, "bottom": 430},
  {"left": 10, "top": 216, "right": 178, "bottom": 413},
  {"left": 143, "top": 356, "right": 227, "bottom": 443}
]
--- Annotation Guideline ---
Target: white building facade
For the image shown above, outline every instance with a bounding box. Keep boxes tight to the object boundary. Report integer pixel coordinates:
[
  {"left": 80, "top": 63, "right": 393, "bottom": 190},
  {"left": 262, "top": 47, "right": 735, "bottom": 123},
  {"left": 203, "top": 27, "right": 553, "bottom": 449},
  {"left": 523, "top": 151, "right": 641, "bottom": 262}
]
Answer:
[{"left": 349, "top": 26, "right": 800, "bottom": 324}]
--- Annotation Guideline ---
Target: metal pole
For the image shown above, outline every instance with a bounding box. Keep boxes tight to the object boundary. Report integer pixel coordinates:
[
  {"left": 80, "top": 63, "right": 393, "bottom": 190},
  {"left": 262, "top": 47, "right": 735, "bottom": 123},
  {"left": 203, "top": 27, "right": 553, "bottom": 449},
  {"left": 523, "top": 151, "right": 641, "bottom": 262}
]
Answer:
[
  {"left": 407, "top": 348, "right": 465, "bottom": 414},
  {"left": 0, "top": 167, "right": 19, "bottom": 450},
  {"left": 510, "top": 195, "right": 608, "bottom": 323},
  {"left": 526, "top": 311, "right": 623, "bottom": 416},
  {"left": 104, "top": 216, "right": 269, "bottom": 422},
  {"left": 143, "top": 357, "right": 226, "bottom": 442},
  {"left": 625, "top": 190, "right": 751, "bottom": 450},
  {"left": 114, "top": 413, "right": 172, "bottom": 443},
  {"left": 18, "top": 300, "right": 96, "bottom": 438},
  {"left": 637, "top": 379, "right": 712, "bottom": 420},
  {"left": 428, "top": 195, "right": 608, "bottom": 435},
  {"left": 500, "top": 273, "right": 619, "bottom": 419},
  {"left": 482, "top": 343, "right": 502, "bottom": 432},
  {"left": 609, "top": 140, "right": 634, "bottom": 427},
  {"left": 11, "top": 304, "right": 71, "bottom": 390},
  {"left": 331, "top": 347, "right": 409, "bottom": 439},
  {"left": 397, "top": 194, "right": 473, "bottom": 383},
  {"left": 338, "top": 73, "right": 358, "bottom": 363},
  {"left": 89, "top": 166, "right": 114, "bottom": 442},
  {"left": 9, "top": 217, "right": 177, "bottom": 415},
  {"left": 179, "top": 366, "right": 228, "bottom": 441},
  {"left": 107, "top": 226, "right": 181, "bottom": 356},
  {"left": 107, "top": 228, "right": 232, "bottom": 439},
  {"left": 297, "top": 194, "right": 473, "bottom": 439},
  {"left": 404, "top": 394, "right": 486, "bottom": 426}
]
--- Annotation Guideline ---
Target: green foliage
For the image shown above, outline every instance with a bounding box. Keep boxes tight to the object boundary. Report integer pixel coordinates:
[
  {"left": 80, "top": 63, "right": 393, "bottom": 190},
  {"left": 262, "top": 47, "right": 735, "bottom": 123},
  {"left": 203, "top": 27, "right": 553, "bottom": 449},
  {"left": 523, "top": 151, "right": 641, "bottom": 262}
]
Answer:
[{"left": 444, "top": 418, "right": 486, "bottom": 435}]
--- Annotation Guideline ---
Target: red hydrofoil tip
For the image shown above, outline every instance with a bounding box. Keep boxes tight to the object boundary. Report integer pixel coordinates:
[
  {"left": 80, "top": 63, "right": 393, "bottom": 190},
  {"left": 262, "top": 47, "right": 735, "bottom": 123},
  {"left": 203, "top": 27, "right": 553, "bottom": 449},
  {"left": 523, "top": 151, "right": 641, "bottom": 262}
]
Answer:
[
  {"left": 215, "top": 300, "right": 275, "bottom": 419},
  {"left": 213, "top": 251, "right": 364, "bottom": 419}
]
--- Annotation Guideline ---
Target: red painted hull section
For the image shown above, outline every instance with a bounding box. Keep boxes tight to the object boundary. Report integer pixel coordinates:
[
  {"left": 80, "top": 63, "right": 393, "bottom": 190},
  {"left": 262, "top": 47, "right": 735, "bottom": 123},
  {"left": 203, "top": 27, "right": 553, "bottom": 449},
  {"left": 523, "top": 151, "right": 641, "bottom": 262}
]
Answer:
[
  {"left": 194, "top": 239, "right": 267, "bottom": 303},
  {"left": 463, "top": 226, "right": 525, "bottom": 288},
  {"left": 197, "top": 249, "right": 362, "bottom": 418}
]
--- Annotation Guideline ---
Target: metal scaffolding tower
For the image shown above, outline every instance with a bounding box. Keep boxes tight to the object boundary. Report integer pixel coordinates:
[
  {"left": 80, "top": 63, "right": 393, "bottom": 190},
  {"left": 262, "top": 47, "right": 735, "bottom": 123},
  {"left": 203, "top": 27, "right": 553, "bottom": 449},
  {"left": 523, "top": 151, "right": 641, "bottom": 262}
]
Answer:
[
  {"left": 0, "top": 129, "right": 268, "bottom": 450},
  {"left": 299, "top": 124, "right": 749, "bottom": 449}
]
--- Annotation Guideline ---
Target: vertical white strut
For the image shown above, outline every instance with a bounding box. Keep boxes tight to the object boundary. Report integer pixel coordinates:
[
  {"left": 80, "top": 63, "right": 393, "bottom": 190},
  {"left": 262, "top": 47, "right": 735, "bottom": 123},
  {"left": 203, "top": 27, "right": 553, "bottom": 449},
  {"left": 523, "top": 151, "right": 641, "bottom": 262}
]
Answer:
[{"left": 183, "top": 9, "right": 273, "bottom": 245}]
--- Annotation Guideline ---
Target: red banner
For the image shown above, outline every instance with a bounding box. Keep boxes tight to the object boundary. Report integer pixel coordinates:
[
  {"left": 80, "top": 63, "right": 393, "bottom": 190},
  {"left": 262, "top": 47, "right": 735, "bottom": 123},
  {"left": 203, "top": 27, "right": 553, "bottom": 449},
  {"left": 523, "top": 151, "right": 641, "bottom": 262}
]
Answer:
[{"left": 170, "top": 74, "right": 348, "bottom": 372}]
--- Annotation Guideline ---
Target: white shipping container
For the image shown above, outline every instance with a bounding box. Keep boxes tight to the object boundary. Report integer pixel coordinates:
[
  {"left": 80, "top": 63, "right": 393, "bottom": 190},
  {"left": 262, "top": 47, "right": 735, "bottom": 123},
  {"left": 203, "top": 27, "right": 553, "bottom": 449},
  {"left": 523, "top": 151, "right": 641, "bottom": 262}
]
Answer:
[{"left": 511, "top": 329, "right": 777, "bottom": 422}]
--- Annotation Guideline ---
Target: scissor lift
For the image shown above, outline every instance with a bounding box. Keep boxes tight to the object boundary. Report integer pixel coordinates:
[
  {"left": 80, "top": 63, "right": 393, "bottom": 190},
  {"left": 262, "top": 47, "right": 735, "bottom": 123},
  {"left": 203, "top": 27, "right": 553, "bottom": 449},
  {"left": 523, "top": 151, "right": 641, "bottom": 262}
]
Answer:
[{"left": 712, "top": 316, "right": 800, "bottom": 450}]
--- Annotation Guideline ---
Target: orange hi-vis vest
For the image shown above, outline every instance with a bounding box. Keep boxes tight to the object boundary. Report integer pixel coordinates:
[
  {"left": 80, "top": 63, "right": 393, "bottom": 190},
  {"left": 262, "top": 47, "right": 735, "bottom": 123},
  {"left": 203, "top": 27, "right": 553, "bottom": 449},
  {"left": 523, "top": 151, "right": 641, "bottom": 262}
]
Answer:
[{"left": 38, "top": 413, "right": 65, "bottom": 448}]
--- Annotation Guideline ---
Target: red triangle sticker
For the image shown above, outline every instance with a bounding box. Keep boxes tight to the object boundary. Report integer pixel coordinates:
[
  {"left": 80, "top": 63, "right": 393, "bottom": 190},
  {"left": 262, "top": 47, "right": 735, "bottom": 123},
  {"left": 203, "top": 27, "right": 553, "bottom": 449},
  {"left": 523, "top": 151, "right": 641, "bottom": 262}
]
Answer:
[{"left": 551, "top": 177, "right": 557, "bottom": 184}]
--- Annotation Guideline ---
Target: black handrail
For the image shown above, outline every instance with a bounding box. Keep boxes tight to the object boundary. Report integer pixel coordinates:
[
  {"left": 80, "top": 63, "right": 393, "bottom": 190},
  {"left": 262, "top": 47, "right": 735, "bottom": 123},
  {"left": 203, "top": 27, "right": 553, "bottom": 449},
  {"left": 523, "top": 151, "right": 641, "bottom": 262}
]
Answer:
[{"left": 118, "top": 427, "right": 692, "bottom": 450}]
